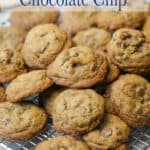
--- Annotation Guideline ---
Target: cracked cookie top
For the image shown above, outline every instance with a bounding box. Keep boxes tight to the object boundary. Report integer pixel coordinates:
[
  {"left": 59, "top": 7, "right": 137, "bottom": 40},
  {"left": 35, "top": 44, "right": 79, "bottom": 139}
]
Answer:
[
  {"left": 6, "top": 70, "right": 53, "bottom": 102},
  {"left": 52, "top": 89, "right": 104, "bottom": 136},
  {"left": 105, "top": 74, "right": 150, "bottom": 128},
  {"left": 22, "top": 24, "right": 72, "bottom": 69},
  {"left": 0, "top": 102, "right": 47, "bottom": 141},
  {"left": 47, "top": 46, "right": 108, "bottom": 88},
  {"left": 0, "top": 27, "right": 26, "bottom": 83},
  {"left": 107, "top": 28, "right": 150, "bottom": 74}
]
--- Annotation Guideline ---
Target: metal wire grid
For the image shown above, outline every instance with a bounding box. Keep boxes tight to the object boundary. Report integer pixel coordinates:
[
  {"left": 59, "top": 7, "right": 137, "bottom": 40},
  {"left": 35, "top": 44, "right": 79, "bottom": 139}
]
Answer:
[
  {"left": 0, "top": 10, "right": 149, "bottom": 150},
  {"left": 0, "top": 112, "right": 149, "bottom": 150}
]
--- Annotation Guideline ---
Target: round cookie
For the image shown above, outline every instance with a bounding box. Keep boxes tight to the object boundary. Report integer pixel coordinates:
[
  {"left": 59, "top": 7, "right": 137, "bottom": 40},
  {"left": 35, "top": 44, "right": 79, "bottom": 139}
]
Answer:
[
  {"left": 0, "top": 85, "right": 6, "bottom": 102},
  {"left": 0, "top": 102, "right": 47, "bottom": 141},
  {"left": 0, "top": 27, "right": 26, "bottom": 83},
  {"left": 94, "top": 12, "right": 146, "bottom": 31},
  {"left": 36, "top": 136, "right": 89, "bottom": 150},
  {"left": 10, "top": 7, "right": 59, "bottom": 31},
  {"left": 73, "top": 28, "right": 111, "bottom": 52},
  {"left": 59, "top": 8, "right": 96, "bottom": 36},
  {"left": 22, "top": 24, "right": 72, "bottom": 69},
  {"left": 107, "top": 28, "right": 150, "bottom": 74},
  {"left": 39, "top": 87, "right": 65, "bottom": 116},
  {"left": 52, "top": 89, "right": 104, "bottom": 136},
  {"left": 6, "top": 70, "right": 53, "bottom": 102},
  {"left": 83, "top": 114, "right": 130, "bottom": 150},
  {"left": 105, "top": 74, "right": 150, "bottom": 128},
  {"left": 47, "top": 46, "right": 108, "bottom": 88},
  {"left": 143, "top": 17, "right": 150, "bottom": 42}
]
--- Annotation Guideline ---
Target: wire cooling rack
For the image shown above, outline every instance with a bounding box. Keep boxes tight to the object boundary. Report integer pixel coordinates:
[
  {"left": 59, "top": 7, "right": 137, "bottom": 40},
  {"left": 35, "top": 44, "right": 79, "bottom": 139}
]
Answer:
[{"left": 0, "top": 10, "right": 150, "bottom": 150}]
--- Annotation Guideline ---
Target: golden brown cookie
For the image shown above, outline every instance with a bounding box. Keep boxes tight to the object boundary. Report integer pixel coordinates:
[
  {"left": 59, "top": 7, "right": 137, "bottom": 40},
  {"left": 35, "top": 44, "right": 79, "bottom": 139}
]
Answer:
[
  {"left": 0, "top": 85, "right": 6, "bottom": 102},
  {"left": 73, "top": 28, "right": 111, "bottom": 52},
  {"left": 52, "top": 89, "right": 104, "bottom": 136},
  {"left": 83, "top": 114, "right": 130, "bottom": 150},
  {"left": 94, "top": 12, "right": 146, "bottom": 31},
  {"left": 47, "top": 46, "right": 108, "bottom": 88},
  {"left": 107, "top": 28, "right": 150, "bottom": 74},
  {"left": 0, "top": 102, "right": 47, "bottom": 141},
  {"left": 59, "top": 8, "right": 96, "bottom": 36},
  {"left": 6, "top": 70, "right": 53, "bottom": 102},
  {"left": 0, "top": 27, "right": 26, "bottom": 83},
  {"left": 22, "top": 24, "right": 72, "bottom": 69},
  {"left": 35, "top": 136, "right": 89, "bottom": 150},
  {"left": 143, "top": 17, "right": 150, "bottom": 42},
  {"left": 73, "top": 28, "right": 119, "bottom": 83},
  {"left": 10, "top": 7, "right": 59, "bottom": 31},
  {"left": 105, "top": 74, "right": 150, "bottom": 128},
  {"left": 39, "top": 87, "right": 65, "bottom": 116}
]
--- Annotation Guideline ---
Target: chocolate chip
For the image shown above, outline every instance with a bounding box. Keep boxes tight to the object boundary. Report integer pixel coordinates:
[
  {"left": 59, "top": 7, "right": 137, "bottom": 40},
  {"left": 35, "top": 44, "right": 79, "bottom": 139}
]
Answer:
[
  {"left": 4, "top": 118, "right": 11, "bottom": 125},
  {"left": 135, "top": 87, "right": 145, "bottom": 97},
  {"left": 103, "top": 128, "right": 112, "bottom": 137}
]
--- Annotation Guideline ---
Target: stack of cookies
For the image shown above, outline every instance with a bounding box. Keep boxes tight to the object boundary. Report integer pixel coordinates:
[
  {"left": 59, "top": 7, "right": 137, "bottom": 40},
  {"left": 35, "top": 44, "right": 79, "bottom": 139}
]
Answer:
[{"left": 0, "top": 4, "right": 149, "bottom": 150}]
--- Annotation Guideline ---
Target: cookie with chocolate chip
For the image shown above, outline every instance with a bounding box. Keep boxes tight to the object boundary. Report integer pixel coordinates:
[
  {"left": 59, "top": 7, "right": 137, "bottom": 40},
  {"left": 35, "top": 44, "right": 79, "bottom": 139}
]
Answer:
[
  {"left": 95, "top": 12, "right": 146, "bottom": 31},
  {"left": 22, "top": 24, "right": 72, "bottom": 69},
  {"left": 0, "top": 27, "right": 26, "bottom": 83},
  {"left": 10, "top": 7, "right": 59, "bottom": 31},
  {"left": 73, "top": 28, "right": 111, "bottom": 52},
  {"left": 52, "top": 89, "right": 104, "bottom": 136},
  {"left": 107, "top": 28, "right": 150, "bottom": 74},
  {"left": 105, "top": 74, "right": 150, "bottom": 128},
  {"left": 83, "top": 114, "right": 130, "bottom": 150},
  {"left": 0, "top": 102, "right": 47, "bottom": 141},
  {"left": 59, "top": 8, "right": 96, "bottom": 36},
  {"left": 47, "top": 46, "right": 108, "bottom": 88},
  {"left": 6, "top": 70, "right": 53, "bottom": 102},
  {"left": 36, "top": 136, "right": 89, "bottom": 150}
]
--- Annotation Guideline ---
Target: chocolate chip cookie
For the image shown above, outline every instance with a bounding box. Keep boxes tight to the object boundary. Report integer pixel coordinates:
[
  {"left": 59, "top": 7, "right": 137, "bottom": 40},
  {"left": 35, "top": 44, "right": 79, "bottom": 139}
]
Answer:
[
  {"left": 52, "top": 89, "right": 104, "bottom": 136},
  {"left": 95, "top": 12, "right": 145, "bottom": 31},
  {"left": 6, "top": 70, "right": 53, "bottom": 102},
  {"left": 39, "top": 87, "right": 65, "bottom": 116},
  {"left": 47, "top": 46, "right": 108, "bottom": 88},
  {"left": 83, "top": 114, "right": 130, "bottom": 150},
  {"left": 59, "top": 8, "right": 96, "bottom": 36},
  {"left": 0, "top": 102, "right": 47, "bottom": 141},
  {"left": 107, "top": 28, "right": 150, "bottom": 74},
  {"left": 105, "top": 74, "right": 150, "bottom": 128},
  {"left": 0, "top": 85, "right": 6, "bottom": 102},
  {"left": 36, "top": 136, "right": 89, "bottom": 150},
  {"left": 0, "top": 27, "right": 26, "bottom": 83},
  {"left": 22, "top": 24, "right": 72, "bottom": 69},
  {"left": 10, "top": 7, "right": 59, "bottom": 31},
  {"left": 73, "top": 28, "right": 111, "bottom": 52}
]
